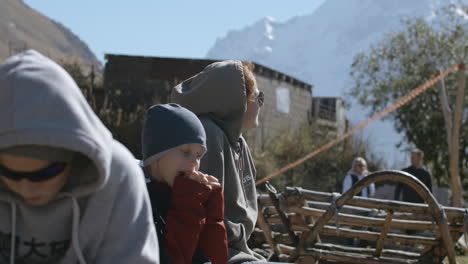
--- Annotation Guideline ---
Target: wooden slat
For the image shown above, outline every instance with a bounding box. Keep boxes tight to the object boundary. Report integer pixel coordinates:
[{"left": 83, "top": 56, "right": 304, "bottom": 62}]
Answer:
[
  {"left": 256, "top": 204, "right": 281, "bottom": 255},
  {"left": 262, "top": 206, "right": 278, "bottom": 215},
  {"left": 277, "top": 243, "right": 295, "bottom": 254},
  {"left": 300, "top": 248, "right": 428, "bottom": 264},
  {"left": 284, "top": 188, "right": 430, "bottom": 213},
  {"left": 263, "top": 212, "right": 301, "bottom": 223},
  {"left": 314, "top": 243, "right": 421, "bottom": 259},
  {"left": 267, "top": 190, "right": 301, "bottom": 247},
  {"left": 301, "top": 225, "right": 439, "bottom": 246},
  {"left": 287, "top": 206, "right": 445, "bottom": 231},
  {"left": 273, "top": 233, "right": 292, "bottom": 245},
  {"left": 374, "top": 210, "right": 394, "bottom": 257},
  {"left": 284, "top": 188, "right": 467, "bottom": 221},
  {"left": 303, "top": 200, "right": 437, "bottom": 222},
  {"left": 291, "top": 224, "right": 309, "bottom": 232},
  {"left": 258, "top": 194, "right": 274, "bottom": 206},
  {"left": 312, "top": 234, "right": 432, "bottom": 255}
]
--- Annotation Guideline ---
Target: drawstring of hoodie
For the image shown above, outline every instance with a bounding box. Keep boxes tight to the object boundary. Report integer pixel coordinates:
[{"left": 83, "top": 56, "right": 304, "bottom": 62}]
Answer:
[
  {"left": 237, "top": 139, "right": 245, "bottom": 173},
  {"left": 71, "top": 197, "right": 86, "bottom": 264},
  {"left": 9, "top": 201, "right": 16, "bottom": 264},
  {"left": 235, "top": 139, "right": 249, "bottom": 207}
]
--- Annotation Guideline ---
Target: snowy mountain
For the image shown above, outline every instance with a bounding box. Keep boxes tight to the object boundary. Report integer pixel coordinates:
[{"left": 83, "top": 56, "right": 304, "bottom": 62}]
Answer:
[{"left": 206, "top": 0, "right": 465, "bottom": 165}]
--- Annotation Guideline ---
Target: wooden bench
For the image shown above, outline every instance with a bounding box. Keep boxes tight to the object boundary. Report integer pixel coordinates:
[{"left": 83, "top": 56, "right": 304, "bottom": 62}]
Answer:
[{"left": 256, "top": 170, "right": 468, "bottom": 264}]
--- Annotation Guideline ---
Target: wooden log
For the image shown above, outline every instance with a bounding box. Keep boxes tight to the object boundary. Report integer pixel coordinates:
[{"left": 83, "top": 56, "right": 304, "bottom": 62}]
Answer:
[
  {"left": 277, "top": 244, "right": 296, "bottom": 254},
  {"left": 265, "top": 214, "right": 306, "bottom": 226},
  {"left": 273, "top": 234, "right": 292, "bottom": 245},
  {"left": 292, "top": 224, "right": 437, "bottom": 245},
  {"left": 374, "top": 210, "right": 394, "bottom": 257},
  {"left": 266, "top": 217, "right": 282, "bottom": 224},
  {"left": 268, "top": 223, "right": 289, "bottom": 233},
  {"left": 291, "top": 224, "right": 309, "bottom": 232},
  {"left": 258, "top": 194, "right": 274, "bottom": 206},
  {"left": 290, "top": 228, "right": 428, "bottom": 253},
  {"left": 284, "top": 187, "right": 467, "bottom": 222},
  {"left": 302, "top": 200, "right": 372, "bottom": 214},
  {"left": 256, "top": 204, "right": 281, "bottom": 255},
  {"left": 268, "top": 190, "right": 301, "bottom": 246},
  {"left": 301, "top": 200, "right": 436, "bottom": 222},
  {"left": 262, "top": 206, "right": 279, "bottom": 215},
  {"left": 290, "top": 206, "right": 464, "bottom": 233},
  {"left": 301, "top": 248, "right": 426, "bottom": 264},
  {"left": 285, "top": 188, "right": 425, "bottom": 211},
  {"left": 313, "top": 243, "right": 421, "bottom": 259},
  {"left": 287, "top": 206, "right": 443, "bottom": 231},
  {"left": 278, "top": 254, "right": 291, "bottom": 263},
  {"left": 266, "top": 216, "right": 303, "bottom": 226},
  {"left": 449, "top": 63, "right": 465, "bottom": 207},
  {"left": 285, "top": 188, "right": 431, "bottom": 214},
  {"left": 318, "top": 225, "right": 439, "bottom": 246}
]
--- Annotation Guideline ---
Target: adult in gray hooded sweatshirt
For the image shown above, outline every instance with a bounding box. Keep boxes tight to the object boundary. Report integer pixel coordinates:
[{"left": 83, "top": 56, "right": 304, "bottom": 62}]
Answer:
[
  {"left": 0, "top": 50, "right": 159, "bottom": 264},
  {"left": 171, "top": 61, "right": 268, "bottom": 264}
]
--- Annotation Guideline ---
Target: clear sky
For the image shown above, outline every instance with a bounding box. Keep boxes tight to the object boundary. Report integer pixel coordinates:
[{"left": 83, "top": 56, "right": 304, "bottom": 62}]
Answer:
[{"left": 23, "top": 0, "right": 326, "bottom": 62}]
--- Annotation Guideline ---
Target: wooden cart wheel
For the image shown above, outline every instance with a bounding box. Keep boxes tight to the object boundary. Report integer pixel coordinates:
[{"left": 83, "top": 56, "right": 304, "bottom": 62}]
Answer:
[{"left": 297, "top": 170, "right": 456, "bottom": 264}]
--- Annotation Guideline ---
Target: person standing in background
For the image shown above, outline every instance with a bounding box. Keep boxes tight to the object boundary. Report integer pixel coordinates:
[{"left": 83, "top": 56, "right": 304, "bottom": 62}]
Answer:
[
  {"left": 342, "top": 157, "right": 375, "bottom": 197},
  {"left": 394, "top": 148, "right": 432, "bottom": 203}
]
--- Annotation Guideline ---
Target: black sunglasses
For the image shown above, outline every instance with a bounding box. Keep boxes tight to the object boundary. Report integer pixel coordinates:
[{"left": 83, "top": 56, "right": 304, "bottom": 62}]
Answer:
[
  {"left": 0, "top": 162, "right": 67, "bottom": 182},
  {"left": 256, "top": 91, "right": 264, "bottom": 106}
]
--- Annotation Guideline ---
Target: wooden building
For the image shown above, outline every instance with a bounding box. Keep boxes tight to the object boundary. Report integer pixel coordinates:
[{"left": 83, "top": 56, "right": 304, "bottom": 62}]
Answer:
[{"left": 104, "top": 54, "right": 313, "bottom": 153}]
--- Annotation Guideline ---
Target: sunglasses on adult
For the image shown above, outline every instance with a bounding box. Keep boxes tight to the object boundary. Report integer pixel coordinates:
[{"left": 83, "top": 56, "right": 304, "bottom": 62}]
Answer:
[
  {"left": 256, "top": 91, "right": 264, "bottom": 107},
  {"left": 0, "top": 162, "right": 67, "bottom": 182}
]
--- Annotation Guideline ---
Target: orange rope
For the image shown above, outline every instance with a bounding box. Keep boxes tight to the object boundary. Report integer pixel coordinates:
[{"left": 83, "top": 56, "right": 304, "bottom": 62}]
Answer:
[{"left": 256, "top": 64, "right": 461, "bottom": 185}]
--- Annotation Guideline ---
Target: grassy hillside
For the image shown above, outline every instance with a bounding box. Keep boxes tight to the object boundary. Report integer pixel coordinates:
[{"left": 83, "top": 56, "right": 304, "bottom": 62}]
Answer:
[{"left": 0, "top": 0, "right": 99, "bottom": 66}]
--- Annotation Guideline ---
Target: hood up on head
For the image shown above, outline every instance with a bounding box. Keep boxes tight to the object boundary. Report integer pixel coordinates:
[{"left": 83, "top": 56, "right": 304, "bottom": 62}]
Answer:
[
  {"left": 171, "top": 60, "right": 247, "bottom": 145},
  {"left": 0, "top": 49, "right": 113, "bottom": 202}
]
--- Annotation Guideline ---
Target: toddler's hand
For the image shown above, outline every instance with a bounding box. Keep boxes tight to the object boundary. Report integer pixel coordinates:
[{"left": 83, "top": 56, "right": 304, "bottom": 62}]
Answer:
[{"left": 187, "top": 171, "right": 220, "bottom": 189}]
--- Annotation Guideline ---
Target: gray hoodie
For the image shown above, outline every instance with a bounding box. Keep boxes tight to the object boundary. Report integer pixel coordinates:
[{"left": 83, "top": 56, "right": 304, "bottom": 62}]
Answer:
[
  {"left": 171, "top": 60, "right": 264, "bottom": 264},
  {"left": 0, "top": 50, "right": 159, "bottom": 264}
]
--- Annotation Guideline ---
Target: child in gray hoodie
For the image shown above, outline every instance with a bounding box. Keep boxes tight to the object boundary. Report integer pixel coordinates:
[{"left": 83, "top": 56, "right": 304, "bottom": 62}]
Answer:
[{"left": 0, "top": 50, "right": 159, "bottom": 264}]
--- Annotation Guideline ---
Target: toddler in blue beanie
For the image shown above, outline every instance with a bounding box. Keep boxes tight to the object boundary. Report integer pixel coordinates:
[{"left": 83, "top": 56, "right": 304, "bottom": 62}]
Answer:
[{"left": 141, "top": 103, "right": 228, "bottom": 264}]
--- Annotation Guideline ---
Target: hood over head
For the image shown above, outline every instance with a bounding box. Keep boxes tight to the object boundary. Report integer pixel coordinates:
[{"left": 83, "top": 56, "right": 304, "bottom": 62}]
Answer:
[
  {"left": 171, "top": 60, "right": 247, "bottom": 145},
  {"left": 0, "top": 49, "right": 113, "bottom": 203}
]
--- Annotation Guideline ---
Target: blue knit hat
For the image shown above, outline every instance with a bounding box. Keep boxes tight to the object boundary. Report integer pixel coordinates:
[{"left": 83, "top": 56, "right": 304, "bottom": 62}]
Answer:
[{"left": 141, "top": 104, "right": 206, "bottom": 166}]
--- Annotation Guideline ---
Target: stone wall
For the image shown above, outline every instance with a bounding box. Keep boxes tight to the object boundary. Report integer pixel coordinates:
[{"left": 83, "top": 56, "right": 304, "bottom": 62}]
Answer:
[
  {"left": 244, "top": 74, "right": 312, "bottom": 153},
  {"left": 310, "top": 97, "right": 347, "bottom": 138}
]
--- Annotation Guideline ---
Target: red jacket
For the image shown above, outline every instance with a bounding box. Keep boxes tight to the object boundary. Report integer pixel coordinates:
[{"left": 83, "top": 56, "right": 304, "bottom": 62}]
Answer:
[{"left": 149, "top": 176, "right": 228, "bottom": 264}]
